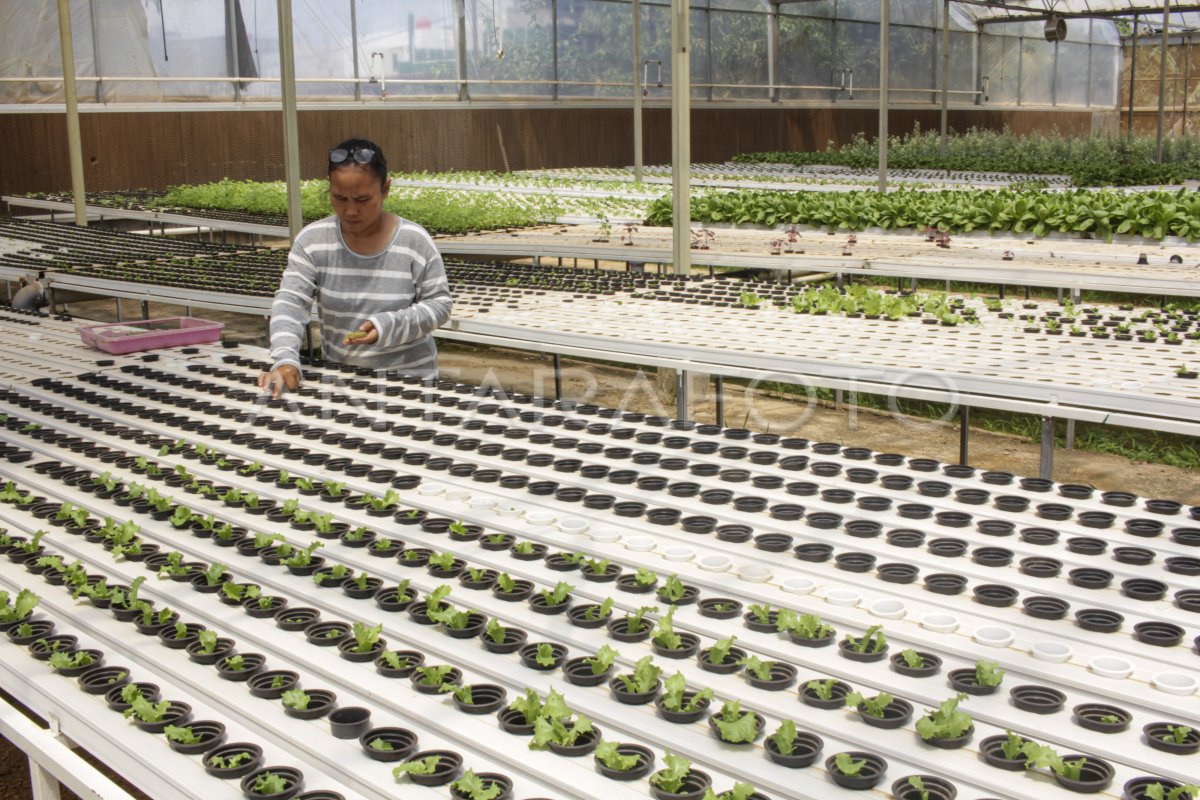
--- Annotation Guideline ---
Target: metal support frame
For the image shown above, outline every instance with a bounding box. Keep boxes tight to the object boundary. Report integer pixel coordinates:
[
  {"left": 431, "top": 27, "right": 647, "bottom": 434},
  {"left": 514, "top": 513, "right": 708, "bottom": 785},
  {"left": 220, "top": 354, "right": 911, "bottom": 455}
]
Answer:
[
  {"left": 705, "top": 0, "right": 714, "bottom": 103},
  {"left": 552, "top": 353, "right": 563, "bottom": 399},
  {"left": 56, "top": 0, "right": 87, "bottom": 228},
  {"left": 1129, "top": 15, "right": 1140, "bottom": 137},
  {"left": 939, "top": 0, "right": 950, "bottom": 156},
  {"left": 676, "top": 369, "right": 689, "bottom": 422},
  {"left": 670, "top": 0, "right": 691, "bottom": 277},
  {"left": 1039, "top": 416, "right": 1055, "bottom": 480},
  {"left": 88, "top": 0, "right": 102, "bottom": 104},
  {"left": 225, "top": 0, "right": 241, "bottom": 102},
  {"left": 714, "top": 374, "right": 724, "bottom": 427},
  {"left": 351, "top": 0, "right": 361, "bottom": 102},
  {"left": 958, "top": 405, "right": 970, "bottom": 466},
  {"left": 878, "top": 0, "right": 890, "bottom": 193},
  {"left": 454, "top": 0, "right": 469, "bottom": 102},
  {"left": 276, "top": 0, "right": 303, "bottom": 241},
  {"left": 140, "top": 300, "right": 149, "bottom": 320},
  {"left": 551, "top": 0, "right": 559, "bottom": 101},
  {"left": 0, "top": 701, "right": 137, "bottom": 800},
  {"left": 632, "top": 0, "right": 643, "bottom": 182},
  {"left": 1184, "top": 34, "right": 1192, "bottom": 133},
  {"left": 1157, "top": 0, "right": 1171, "bottom": 162},
  {"left": 767, "top": 0, "right": 780, "bottom": 103},
  {"left": 1051, "top": 39, "right": 1059, "bottom": 106}
]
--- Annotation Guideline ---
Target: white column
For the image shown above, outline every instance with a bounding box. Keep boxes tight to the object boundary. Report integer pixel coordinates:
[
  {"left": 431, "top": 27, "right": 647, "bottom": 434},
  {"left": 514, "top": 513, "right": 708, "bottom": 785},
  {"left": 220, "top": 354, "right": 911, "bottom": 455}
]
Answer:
[
  {"left": 633, "top": 0, "right": 643, "bottom": 181},
  {"left": 56, "top": 0, "right": 87, "bottom": 227},
  {"left": 671, "top": 0, "right": 691, "bottom": 276},
  {"left": 276, "top": 0, "right": 303, "bottom": 241},
  {"left": 878, "top": 0, "right": 890, "bottom": 192}
]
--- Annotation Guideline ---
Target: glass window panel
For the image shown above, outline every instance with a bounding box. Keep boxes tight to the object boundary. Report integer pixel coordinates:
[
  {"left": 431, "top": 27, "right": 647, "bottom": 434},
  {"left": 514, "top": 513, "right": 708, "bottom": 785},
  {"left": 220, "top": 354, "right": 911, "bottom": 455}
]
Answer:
[
  {"left": 778, "top": 14, "right": 837, "bottom": 99},
  {"left": 946, "top": 29, "right": 975, "bottom": 94},
  {"left": 140, "top": 0, "right": 241, "bottom": 99},
  {"left": 379, "top": 2, "right": 458, "bottom": 98},
  {"left": 1055, "top": 41, "right": 1091, "bottom": 105},
  {"left": 289, "top": 1, "right": 357, "bottom": 98},
  {"left": 691, "top": 8, "right": 713, "bottom": 100},
  {"left": 0, "top": 2, "right": 69, "bottom": 103},
  {"left": 784, "top": 0, "right": 834, "bottom": 19},
  {"left": 466, "top": 0, "right": 551, "bottom": 97},
  {"left": 638, "top": 2, "right": 673, "bottom": 100},
  {"left": 979, "top": 32, "right": 1019, "bottom": 106},
  {"left": 1090, "top": 44, "right": 1119, "bottom": 107},
  {"left": 889, "top": 24, "right": 936, "bottom": 102},
  {"left": 708, "top": 9, "right": 769, "bottom": 98},
  {"left": 556, "top": 0, "right": 632, "bottom": 97},
  {"left": 837, "top": 0, "right": 879, "bottom": 22},
  {"left": 836, "top": 19, "right": 881, "bottom": 100},
  {"left": 890, "top": 0, "right": 935, "bottom": 28},
  {"left": 708, "top": 0, "right": 768, "bottom": 12},
  {"left": 1091, "top": 18, "right": 1120, "bottom": 45},
  {"left": 1021, "top": 36, "right": 1055, "bottom": 105}
]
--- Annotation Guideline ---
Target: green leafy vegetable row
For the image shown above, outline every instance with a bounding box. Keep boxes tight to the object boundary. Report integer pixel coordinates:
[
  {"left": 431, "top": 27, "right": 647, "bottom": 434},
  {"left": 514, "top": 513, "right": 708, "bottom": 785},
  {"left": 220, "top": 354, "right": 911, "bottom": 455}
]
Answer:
[
  {"left": 162, "top": 178, "right": 555, "bottom": 235},
  {"left": 734, "top": 126, "right": 1200, "bottom": 187},
  {"left": 645, "top": 187, "right": 1200, "bottom": 240}
]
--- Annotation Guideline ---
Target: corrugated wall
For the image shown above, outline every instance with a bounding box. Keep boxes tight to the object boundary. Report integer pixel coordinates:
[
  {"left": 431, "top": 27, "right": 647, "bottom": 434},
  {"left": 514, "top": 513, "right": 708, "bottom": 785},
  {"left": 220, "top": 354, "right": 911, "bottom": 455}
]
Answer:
[{"left": 1, "top": 107, "right": 1100, "bottom": 198}]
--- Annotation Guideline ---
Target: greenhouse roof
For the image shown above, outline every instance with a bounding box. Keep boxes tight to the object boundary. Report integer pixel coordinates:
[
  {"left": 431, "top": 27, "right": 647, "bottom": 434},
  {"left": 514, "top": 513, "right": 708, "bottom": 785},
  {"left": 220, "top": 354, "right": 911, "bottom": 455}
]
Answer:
[{"left": 963, "top": 0, "right": 1200, "bottom": 31}]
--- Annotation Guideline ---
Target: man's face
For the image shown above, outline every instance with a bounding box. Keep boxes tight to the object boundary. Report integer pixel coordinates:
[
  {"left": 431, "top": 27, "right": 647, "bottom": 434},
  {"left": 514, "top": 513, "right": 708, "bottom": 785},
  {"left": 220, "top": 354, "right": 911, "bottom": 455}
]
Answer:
[{"left": 329, "top": 165, "right": 389, "bottom": 233}]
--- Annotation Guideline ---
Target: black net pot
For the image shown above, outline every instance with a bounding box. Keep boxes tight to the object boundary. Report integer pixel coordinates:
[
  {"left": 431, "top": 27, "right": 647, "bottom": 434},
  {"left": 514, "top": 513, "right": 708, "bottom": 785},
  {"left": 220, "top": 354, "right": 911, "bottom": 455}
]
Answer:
[
  {"left": 1143, "top": 721, "right": 1200, "bottom": 755},
  {"left": 754, "top": 533, "right": 792, "bottom": 552},
  {"left": 1075, "top": 608, "right": 1123, "bottom": 633},
  {"left": 892, "top": 775, "right": 957, "bottom": 800},
  {"left": 1068, "top": 568, "right": 1113, "bottom": 590},
  {"left": 1009, "top": 684, "right": 1066, "bottom": 715},
  {"left": 1124, "top": 777, "right": 1190, "bottom": 800},
  {"left": 1133, "top": 621, "right": 1185, "bottom": 647},
  {"left": 609, "top": 675, "right": 661, "bottom": 705},
  {"left": 1020, "top": 557, "right": 1062, "bottom": 579},
  {"left": 764, "top": 731, "right": 823, "bottom": 768},
  {"left": 827, "top": 752, "right": 887, "bottom": 790},
  {"left": 1072, "top": 703, "right": 1131, "bottom": 734},
  {"left": 878, "top": 563, "right": 920, "bottom": 584},
  {"left": 973, "top": 584, "right": 1019, "bottom": 608},
  {"left": 845, "top": 520, "right": 883, "bottom": 538},
  {"left": 890, "top": 650, "right": 941, "bottom": 678},
  {"left": 800, "top": 679, "right": 851, "bottom": 709},
  {"left": 1052, "top": 756, "right": 1114, "bottom": 793},
  {"left": 947, "top": 668, "right": 998, "bottom": 696},
  {"left": 856, "top": 698, "right": 912, "bottom": 729},
  {"left": 794, "top": 543, "right": 833, "bottom": 562},
  {"left": 1022, "top": 595, "right": 1069, "bottom": 620},
  {"left": 1122, "top": 579, "right": 1168, "bottom": 602},
  {"left": 594, "top": 743, "right": 655, "bottom": 781}
]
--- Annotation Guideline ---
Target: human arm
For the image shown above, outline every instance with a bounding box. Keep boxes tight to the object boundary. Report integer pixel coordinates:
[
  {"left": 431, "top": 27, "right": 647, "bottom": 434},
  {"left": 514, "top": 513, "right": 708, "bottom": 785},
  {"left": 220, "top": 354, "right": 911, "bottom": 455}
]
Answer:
[
  {"left": 257, "top": 364, "right": 301, "bottom": 399},
  {"left": 261, "top": 239, "right": 318, "bottom": 390},
  {"left": 363, "top": 232, "right": 452, "bottom": 349}
]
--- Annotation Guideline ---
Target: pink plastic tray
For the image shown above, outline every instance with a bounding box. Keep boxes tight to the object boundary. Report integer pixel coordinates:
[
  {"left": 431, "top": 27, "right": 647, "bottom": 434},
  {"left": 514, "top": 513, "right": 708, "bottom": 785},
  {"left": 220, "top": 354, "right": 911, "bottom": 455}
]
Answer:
[{"left": 77, "top": 317, "right": 224, "bottom": 354}]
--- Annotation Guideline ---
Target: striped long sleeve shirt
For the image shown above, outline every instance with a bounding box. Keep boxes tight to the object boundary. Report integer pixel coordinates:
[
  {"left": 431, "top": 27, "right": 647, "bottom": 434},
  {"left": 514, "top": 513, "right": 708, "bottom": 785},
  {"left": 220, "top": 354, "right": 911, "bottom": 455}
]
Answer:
[{"left": 268, "top": 215, "right": 452, "bottom": 377}]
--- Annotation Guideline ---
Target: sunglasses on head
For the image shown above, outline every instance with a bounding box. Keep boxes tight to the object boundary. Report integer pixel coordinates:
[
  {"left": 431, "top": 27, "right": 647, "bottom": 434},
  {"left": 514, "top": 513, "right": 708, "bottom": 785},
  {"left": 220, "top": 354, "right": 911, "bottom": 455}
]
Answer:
[{"left": 329, "top": 147, "right": 376, "bottom": 165}]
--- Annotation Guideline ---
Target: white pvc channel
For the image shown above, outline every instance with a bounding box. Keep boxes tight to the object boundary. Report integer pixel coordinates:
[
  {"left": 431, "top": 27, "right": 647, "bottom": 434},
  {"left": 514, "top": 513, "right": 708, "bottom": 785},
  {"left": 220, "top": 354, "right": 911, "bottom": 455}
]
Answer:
[{"left": 0, "top": 347, "right": 1195, "bottom": 796}]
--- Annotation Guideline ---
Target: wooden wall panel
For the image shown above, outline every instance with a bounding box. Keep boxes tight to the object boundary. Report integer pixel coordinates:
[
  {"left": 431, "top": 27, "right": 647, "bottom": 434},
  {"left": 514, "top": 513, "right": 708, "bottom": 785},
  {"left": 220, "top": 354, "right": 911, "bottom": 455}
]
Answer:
[{"left": 1, "top": 107, "right": 1103, "bottom": 199}]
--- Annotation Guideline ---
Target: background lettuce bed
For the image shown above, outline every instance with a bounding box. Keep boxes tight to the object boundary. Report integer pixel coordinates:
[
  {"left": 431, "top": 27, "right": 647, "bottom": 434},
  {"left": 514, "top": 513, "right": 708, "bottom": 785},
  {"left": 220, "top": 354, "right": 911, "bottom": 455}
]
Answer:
[{"left": 645, "top": 187, "right": 1200, "bottom": 241}]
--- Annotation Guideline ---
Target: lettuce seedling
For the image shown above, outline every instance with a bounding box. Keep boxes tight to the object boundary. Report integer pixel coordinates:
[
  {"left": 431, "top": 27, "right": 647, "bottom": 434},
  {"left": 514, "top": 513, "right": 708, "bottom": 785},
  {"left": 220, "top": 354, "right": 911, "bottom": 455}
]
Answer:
[
  {"left": 619, "top": 655, "right": 661, "bottom": 694},
  {"left": 711, "top": 700, "right": 758, "bottom": 743}
]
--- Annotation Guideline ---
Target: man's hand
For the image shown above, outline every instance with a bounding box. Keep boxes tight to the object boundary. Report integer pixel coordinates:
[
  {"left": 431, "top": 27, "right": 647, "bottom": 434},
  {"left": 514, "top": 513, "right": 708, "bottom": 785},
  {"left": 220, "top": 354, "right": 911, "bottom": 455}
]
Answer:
[
  {"left": 344, "top": 320, "right": 379, "bottom": 346},
  {"left": 257, "top": 364, "right": 301, "bottom": 399}
]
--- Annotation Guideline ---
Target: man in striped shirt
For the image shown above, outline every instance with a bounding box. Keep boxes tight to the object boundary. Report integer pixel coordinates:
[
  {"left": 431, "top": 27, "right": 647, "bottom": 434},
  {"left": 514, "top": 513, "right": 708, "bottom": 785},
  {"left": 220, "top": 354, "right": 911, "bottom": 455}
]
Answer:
[{"left": 258, "top": 138, "right": 452, "bottom": 398}]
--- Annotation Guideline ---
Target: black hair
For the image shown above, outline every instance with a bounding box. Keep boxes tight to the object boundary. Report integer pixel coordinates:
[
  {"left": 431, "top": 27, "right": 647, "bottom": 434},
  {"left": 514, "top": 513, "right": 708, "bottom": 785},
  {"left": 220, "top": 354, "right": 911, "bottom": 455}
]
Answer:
[{"left": 328, "top": 137, "right": 388, "bottom": 188}]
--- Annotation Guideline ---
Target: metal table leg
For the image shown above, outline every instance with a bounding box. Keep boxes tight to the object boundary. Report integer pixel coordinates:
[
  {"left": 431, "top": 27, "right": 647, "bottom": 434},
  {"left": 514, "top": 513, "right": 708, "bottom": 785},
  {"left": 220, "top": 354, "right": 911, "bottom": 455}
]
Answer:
[{"left": 1039, "top": 416, "right": 1055, "bottom": 480}]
